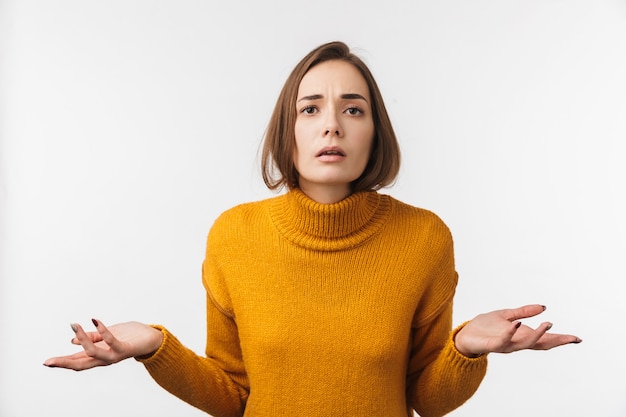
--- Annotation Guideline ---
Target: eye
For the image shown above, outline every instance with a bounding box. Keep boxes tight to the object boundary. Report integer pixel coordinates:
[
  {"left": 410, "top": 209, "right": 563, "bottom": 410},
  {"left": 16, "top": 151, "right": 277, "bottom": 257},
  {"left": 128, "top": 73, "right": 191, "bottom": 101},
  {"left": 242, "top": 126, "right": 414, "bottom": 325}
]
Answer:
[
  {"left": 300, "top": 106, "right": 318, "bottom": 115},
  {"left": 345, "top": 106, "right": 364, "bottom": 116}
]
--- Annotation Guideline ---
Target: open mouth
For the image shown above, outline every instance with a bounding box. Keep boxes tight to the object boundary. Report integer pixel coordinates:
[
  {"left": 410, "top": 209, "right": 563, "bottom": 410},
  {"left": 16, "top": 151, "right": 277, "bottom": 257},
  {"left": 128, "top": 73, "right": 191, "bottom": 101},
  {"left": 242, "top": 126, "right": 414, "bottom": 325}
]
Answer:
[{"left": 316, "top": 147, "right": 346, "bottom": 157}]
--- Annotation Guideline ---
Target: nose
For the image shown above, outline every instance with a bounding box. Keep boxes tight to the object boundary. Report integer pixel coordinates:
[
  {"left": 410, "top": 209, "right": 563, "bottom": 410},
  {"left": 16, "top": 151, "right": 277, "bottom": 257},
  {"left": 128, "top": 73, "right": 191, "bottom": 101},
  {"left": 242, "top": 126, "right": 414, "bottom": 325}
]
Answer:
[{"left": 323, "top": 110, "right": 343, "bottom": 138}]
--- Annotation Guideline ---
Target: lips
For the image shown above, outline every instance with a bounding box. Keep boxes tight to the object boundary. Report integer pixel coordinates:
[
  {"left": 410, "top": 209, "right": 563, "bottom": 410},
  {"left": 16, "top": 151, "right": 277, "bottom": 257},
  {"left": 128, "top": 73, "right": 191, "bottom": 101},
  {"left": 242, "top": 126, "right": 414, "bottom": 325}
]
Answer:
[{"left": 316, "top": 146, "right": 346, "bottom": 157}]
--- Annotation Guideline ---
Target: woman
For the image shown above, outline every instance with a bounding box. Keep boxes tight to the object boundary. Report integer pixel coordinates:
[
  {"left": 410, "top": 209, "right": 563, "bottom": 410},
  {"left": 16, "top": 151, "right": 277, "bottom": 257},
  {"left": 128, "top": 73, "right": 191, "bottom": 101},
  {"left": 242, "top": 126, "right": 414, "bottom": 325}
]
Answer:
[{"left": 44, "top": 41, "right": 581, "bottom": 417}]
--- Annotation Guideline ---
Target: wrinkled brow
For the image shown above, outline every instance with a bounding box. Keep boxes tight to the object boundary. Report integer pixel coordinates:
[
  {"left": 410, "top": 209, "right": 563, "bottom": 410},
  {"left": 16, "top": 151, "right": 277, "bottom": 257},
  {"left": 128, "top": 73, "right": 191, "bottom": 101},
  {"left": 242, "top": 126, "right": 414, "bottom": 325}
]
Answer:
[{"left": 297, "top": 93, "right": 369, "bottom": 103}]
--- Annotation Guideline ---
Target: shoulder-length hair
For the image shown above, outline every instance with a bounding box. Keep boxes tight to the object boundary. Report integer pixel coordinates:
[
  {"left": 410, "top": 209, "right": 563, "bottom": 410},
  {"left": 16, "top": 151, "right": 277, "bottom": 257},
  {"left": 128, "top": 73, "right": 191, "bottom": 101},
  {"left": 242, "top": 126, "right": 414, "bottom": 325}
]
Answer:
[{"left": 261, "top": 41, "right": 401, "bottom": 193}]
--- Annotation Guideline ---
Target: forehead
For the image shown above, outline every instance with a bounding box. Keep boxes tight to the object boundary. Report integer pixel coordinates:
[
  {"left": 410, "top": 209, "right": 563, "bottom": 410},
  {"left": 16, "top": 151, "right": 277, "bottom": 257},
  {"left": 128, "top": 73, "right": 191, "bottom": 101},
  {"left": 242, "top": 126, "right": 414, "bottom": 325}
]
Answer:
[{"left": 298, "top": 60, "right": 370, "bottom": 97}]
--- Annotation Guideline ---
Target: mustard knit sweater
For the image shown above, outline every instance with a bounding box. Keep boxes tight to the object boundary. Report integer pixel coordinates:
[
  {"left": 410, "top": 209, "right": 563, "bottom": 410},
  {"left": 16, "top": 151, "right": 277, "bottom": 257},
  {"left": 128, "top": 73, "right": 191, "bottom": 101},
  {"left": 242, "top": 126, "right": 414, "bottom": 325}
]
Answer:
[{"left": 140, "top": 189, "right": 487, "bottom": 417}]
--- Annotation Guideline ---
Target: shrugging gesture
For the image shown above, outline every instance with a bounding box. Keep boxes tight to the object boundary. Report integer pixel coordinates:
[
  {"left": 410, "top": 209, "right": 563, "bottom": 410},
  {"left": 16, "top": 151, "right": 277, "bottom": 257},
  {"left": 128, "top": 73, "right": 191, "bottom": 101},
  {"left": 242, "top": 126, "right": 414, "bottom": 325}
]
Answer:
[{"left": 43, "top": 41, "right": 582, "bottom": 417}]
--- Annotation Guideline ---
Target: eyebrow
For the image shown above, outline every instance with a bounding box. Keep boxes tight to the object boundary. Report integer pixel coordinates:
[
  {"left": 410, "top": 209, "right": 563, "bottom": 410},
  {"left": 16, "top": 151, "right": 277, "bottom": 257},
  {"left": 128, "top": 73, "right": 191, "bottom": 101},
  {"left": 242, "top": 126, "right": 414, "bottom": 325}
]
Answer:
[{"left": 297, "top": 93, "right": 369, "bottom": 103}]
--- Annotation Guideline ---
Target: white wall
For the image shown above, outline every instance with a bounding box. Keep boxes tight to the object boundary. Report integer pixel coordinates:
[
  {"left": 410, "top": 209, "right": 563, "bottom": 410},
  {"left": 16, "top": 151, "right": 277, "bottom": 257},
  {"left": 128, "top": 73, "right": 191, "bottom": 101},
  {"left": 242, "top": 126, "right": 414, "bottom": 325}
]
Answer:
[{"left": 1, "top": 1, "right": 625, "bottom": 416}]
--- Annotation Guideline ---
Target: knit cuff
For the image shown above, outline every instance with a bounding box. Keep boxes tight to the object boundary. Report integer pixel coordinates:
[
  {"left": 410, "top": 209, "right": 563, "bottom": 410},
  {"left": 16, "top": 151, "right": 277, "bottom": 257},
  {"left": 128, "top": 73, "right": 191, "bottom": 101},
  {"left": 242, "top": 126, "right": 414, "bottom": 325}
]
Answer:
[
  {"left": 447, "top": 322, "right": 489, "bottom": 365},
  {"left": 134, "top": 325, "right": 179, "bottom": 369}
]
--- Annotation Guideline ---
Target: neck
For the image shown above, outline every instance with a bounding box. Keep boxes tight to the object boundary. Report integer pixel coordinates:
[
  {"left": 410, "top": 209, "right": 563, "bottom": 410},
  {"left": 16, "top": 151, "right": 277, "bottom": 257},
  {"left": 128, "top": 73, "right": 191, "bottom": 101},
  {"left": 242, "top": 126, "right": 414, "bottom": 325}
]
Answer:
[
  {"left": 269, "top": 187, "right": 390, "bottom": 250},
  {"left": 298, "top": 182, "right": 352, "bottom": 204}
]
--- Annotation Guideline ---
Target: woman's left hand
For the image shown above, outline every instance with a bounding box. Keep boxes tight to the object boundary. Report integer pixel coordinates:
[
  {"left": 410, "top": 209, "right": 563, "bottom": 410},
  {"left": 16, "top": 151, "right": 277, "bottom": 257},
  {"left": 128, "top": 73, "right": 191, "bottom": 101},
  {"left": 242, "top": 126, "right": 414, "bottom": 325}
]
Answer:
[{"left": 454, "top": 304, "right": 582, "bottom": 357}]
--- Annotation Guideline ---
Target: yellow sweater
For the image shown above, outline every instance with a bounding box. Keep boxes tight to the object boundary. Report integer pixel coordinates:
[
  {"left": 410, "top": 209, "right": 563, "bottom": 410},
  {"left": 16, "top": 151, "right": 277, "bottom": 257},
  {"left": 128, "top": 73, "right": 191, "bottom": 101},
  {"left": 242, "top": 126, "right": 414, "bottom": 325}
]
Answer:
[{"left": 140, "top": 189, "right": 487, "bottom": 417}]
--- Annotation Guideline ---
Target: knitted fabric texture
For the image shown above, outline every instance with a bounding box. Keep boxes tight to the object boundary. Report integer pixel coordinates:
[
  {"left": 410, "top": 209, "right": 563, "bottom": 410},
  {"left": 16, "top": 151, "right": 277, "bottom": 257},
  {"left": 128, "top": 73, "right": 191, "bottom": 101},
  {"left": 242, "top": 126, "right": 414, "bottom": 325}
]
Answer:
[{"left": 140, "top": 189, "right": 487, "bottom": 417}]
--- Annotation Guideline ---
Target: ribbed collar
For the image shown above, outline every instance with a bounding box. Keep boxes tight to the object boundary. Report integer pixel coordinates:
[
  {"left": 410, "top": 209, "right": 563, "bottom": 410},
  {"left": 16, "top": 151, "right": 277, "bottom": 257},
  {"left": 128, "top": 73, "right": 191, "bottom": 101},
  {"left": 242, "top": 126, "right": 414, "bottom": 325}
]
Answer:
[{"left": 269, "top": 188, "right": 392, "bottom": 251}]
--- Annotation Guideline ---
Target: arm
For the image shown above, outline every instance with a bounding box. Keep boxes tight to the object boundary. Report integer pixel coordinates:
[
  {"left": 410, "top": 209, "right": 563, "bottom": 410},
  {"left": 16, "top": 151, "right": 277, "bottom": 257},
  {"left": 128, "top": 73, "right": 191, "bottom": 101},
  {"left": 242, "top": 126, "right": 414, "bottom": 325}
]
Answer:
[
  {"left": 406, "top": 303, "right": 488, "bottom": 417},
  {"left": 143, "top": 218, "right": 250, "bottom": 415},
  {"left": 138, "top": 221, "right": 249, "bottom": 416},
  {"left": 404, "top": 214, "right": 486, "bottom": 416},
  {"left": 137, "top": 295, "right": 248, "bottom": 417},
  {"left": 406, "top": 302, "right": 582, "bottom": 417},
  {"left": 43, "top": 299, "right": 249, "bottom": 417}
]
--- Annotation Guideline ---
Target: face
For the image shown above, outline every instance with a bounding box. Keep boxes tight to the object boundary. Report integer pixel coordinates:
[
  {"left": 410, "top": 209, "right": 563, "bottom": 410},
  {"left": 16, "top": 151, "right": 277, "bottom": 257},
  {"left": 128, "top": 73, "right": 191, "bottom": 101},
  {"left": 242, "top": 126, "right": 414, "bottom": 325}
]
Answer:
[{"left": 293, "top": 60, "right": 375, "bottom": 203}]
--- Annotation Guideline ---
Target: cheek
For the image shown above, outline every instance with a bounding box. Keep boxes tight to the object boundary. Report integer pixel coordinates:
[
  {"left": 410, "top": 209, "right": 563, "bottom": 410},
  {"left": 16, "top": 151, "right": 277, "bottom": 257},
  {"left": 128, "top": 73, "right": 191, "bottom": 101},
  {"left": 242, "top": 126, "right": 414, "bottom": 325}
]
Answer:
[
  {"left": 293, "top": 120, "right": 309, "bottom": 150},
  {"left": 292, "top": 128, "right": 302, "bottom": 166},
  {"left": 359, "top": 125, "right": 375, "bottom": 156},
  {"left": 292, "top": 144, "right": 301, "bottom": 172},
  {"left": 293, "top": 123, "right": 302, "bottom": 147},
  {"left": 292, "top": 127, "right": 308, "bottom": 173}
]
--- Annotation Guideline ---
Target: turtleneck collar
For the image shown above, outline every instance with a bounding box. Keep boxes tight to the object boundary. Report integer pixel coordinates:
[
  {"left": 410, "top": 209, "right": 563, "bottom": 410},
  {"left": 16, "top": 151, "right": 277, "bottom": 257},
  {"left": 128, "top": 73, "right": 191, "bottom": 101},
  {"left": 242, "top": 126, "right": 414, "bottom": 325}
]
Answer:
[{"left": 269, "top": 188, "right": 392, "bottom": 251}]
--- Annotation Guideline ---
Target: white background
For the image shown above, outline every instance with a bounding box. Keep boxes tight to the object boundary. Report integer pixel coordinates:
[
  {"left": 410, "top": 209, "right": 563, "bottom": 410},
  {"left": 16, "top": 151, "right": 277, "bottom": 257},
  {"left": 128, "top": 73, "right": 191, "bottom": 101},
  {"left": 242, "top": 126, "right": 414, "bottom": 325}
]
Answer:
[{"left": 1, "top": 1, "right": 625, "bottom": 416}]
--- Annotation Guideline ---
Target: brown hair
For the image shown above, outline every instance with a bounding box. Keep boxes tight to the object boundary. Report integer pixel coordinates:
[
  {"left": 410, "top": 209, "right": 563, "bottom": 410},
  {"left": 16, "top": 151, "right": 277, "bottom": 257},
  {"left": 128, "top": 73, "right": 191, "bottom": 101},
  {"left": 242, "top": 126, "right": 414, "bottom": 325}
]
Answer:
[{"left": 261, "top": 41, "right": 401, "bottom": 192}]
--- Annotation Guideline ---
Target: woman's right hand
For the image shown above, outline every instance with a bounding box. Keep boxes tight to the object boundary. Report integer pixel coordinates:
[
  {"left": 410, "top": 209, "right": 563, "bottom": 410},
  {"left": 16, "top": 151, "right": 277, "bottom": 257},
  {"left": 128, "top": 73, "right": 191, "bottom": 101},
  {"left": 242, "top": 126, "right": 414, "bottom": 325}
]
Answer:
[{"left": 43, "top": 319, "right": 164, "bottom": 371}]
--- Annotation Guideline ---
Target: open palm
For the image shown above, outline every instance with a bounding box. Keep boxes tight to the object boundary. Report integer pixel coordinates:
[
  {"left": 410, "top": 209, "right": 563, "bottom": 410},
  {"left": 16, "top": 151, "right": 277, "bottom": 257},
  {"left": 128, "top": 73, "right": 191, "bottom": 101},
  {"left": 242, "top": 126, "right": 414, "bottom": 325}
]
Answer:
[
  {"left": 454, "top": 304, "right": 581, "bottom": 356},
  {"left": 44, "top": 320, "right": 163, "bottom": 371}
]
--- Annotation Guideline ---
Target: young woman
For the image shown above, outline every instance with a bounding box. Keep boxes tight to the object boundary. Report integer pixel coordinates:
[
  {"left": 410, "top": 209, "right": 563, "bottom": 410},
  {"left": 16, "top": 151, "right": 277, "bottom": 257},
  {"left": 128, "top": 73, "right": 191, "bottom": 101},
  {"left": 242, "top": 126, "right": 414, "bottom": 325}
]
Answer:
[{"left": 44, "top": 41, "right": 581, "bottom": 417}]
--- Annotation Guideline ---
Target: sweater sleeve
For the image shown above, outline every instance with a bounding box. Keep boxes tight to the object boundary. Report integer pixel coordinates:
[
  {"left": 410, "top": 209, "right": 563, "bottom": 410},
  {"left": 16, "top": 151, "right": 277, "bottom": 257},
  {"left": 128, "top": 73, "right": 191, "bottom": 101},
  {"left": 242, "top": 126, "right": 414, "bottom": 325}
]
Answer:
[
  {"left": 406, "top": 304, "right": 487, "bottom": 417},
  {"left": 406, "top": 211, "right": 487, "bottom": 417},
  {"left": 137, "top": 215, "right": 251, "bottom": 416},
  {"left": 136, "top": 295, "right": 249, "bottom": 417}
]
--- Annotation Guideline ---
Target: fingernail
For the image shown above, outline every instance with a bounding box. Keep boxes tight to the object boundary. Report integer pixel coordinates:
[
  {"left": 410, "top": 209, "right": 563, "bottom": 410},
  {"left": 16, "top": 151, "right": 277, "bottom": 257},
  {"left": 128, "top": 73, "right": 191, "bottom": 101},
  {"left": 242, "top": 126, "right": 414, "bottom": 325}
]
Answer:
[
  {"left": 70, "top": 323, "right": 78, "bottom": 333},
  {"left": 515, "top": 322, "right": 522, "bottom": 329},
  {"left": 546, "top": 322, "right": 553, "bottom": 330},
  {"left": 92, "top": 318, "right": 99, "bottom": 327},
  {"left": 43, "top": 362, "right": 56, "bottom": 368},
  {"left": 571, "top": 337, "right": 582, "bottom": 344}
]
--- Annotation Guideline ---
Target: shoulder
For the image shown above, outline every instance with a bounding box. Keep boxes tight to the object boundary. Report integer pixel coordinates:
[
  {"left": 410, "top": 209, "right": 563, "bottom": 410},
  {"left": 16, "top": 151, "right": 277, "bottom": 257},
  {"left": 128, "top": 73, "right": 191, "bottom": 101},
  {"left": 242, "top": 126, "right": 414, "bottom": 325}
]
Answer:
[
  {"left": 214, "top": 199, "right": 268, "bottom": 223},
  {"left": 384, "top": 198, "right": 460, "bottom": 326},
  {"left": 388, "top": 196, "right": 448, "bottom": 222},
  {"left": 207, "top": 195, "right": 279, "bottom": 245},
  {"left": 385, "top": 195, "right": 453, "bottom": 242}
]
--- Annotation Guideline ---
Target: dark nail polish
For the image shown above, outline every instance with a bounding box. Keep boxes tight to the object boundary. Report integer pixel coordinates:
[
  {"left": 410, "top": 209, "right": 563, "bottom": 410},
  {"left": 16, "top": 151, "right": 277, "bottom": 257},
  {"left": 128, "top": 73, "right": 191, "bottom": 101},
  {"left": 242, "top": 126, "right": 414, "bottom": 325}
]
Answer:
[
  {"left": 541, "top": 305, "right": 547, "bottom": 311},
  {"left": 92, "top": 318, "right": 99, "bottom": 327},
  {"left": 515, "top": 322, "right": 522, "bottom": 329},
  {"left": 571, "top": 338, "right": 582, "bottom": 344},
  {"left": 70, "top": 323, "right": 78, "bottom": 333}
]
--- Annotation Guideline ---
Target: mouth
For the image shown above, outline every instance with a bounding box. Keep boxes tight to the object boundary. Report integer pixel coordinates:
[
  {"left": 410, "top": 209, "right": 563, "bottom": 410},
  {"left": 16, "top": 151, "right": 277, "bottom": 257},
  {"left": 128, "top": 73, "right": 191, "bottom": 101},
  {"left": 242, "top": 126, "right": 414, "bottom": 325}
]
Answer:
[{"left": 316, "top": 147, "right": 346, "bottom": 157}]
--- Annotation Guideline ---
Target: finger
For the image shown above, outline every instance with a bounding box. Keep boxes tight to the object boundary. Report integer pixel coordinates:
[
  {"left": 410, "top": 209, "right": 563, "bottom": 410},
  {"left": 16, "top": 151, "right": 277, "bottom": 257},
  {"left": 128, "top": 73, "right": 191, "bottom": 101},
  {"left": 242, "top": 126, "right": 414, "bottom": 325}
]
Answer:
[
  {"left": 71, "top": 323, "right": 107, "bottom": 359},
  {"left": 490, "top": 321, "right": 523, "bottom": 352},
  {"left": 44, "top": 351, "right": 111, "bottom": 371},
  {"left": 507, "top": 321, "right": 554, "bottom": 352},
  {"left": 91, "top": 319, "right": 125, "bottom": 355},
  {"left": 524, "top": 321, "right": 553, "bottom": 349},
  {"left": 505, "top": 304, "right": 547, "bottom": 321},
  {"left": 504, "top": 320, "right": 523, "bottom": 341},
  {"left": 532, "top": 332, "right": 583, "bottom": 350},
  {"left": 71, "top": 331, "right": 104, "bottom": 345}
]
